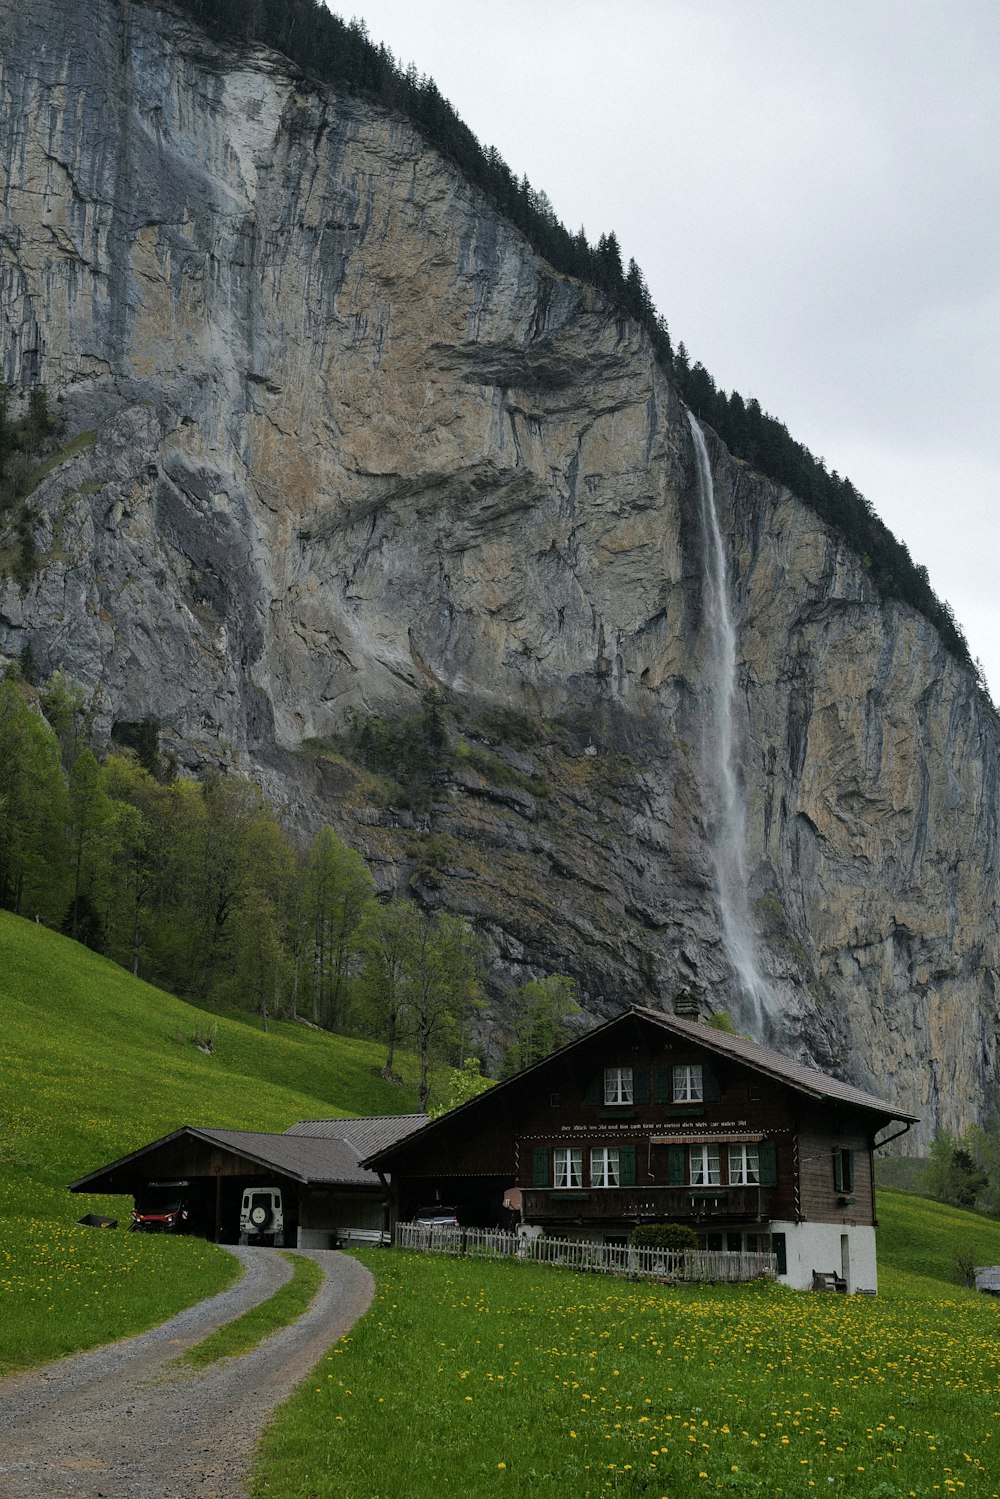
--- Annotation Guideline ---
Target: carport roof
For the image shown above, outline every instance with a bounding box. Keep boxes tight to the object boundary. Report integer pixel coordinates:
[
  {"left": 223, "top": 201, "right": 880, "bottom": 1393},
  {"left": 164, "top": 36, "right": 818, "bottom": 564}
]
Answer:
[
  {"left": 284, "top": 1115, "right": 428, "bottom": 1155},
  {"left": 69, "top": 1123, "right": 401, "bottom": 1193}
]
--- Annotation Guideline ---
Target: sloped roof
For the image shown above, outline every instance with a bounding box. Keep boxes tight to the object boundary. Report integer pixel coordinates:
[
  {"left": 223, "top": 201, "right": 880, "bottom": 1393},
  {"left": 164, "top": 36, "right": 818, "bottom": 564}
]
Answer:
[
  {"left": 70, "top": 1124, "right": 384, "bottom": 1192},
  {"left": 630, "top": 1007, "right": 920, "bottom": 1120},
  {"left": 362, "top": 1003, "right": 918, "bottom": 1168},
  {"left": 189, "top": 1128, "right": 380, "bottom": 1185},
  {"left": 284, "top": 1115, "right": 428, "bottom": 1155}
]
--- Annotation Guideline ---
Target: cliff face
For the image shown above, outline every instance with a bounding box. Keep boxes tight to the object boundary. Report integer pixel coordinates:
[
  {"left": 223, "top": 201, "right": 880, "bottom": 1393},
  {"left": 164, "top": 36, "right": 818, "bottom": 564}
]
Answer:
[{"left": 2, "top": 0, "right": 997, "bottom": 1142}]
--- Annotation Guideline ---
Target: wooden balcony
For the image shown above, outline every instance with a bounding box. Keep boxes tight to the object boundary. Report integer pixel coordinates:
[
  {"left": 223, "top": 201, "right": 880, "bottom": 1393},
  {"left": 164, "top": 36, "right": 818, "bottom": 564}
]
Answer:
[{"left": 522, "top": 1184, "right": 770, "bottom": 1223}]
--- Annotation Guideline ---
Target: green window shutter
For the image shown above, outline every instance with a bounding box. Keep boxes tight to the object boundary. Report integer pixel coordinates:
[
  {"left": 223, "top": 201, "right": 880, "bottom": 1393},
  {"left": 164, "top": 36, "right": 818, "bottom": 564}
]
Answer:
[
  {"left": 702, "top": 1064, "right": 722, "bottom": 1102},
  {"left": 667, "top": 1144, "right": 686, "bottom": 1186},
  {"left": 533, "top": 1147, "right": 550, "bottom": 1187},
  {"left": 653, "top": 1066, "right": 670, "bottom": 1104},
  {"left": 633, "top": 1068, "right": 650, "bottom": 1105},
  {"left": 834, "top": 1149, "right": 854, "bottom": 1193},
  {"left": 619, "top": 1144, "right": 637, "bottom": 1186},
  {"left": 758, "top": 1140, "right": 777, "bottom": 1187},
  {"left": 584, "top": 1074, "right": 601, "bottom": 1106}
]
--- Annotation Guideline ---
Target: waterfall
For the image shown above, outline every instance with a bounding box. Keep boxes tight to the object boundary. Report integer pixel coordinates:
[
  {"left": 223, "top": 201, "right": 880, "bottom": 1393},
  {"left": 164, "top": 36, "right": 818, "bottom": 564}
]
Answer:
[{"left": 687, "top": 410, "right": 772, "bottom": 1034}]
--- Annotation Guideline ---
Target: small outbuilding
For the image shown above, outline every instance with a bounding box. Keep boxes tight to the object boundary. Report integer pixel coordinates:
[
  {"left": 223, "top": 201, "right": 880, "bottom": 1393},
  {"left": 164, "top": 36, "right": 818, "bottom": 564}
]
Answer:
[{"left": 69, "top": 1115, "right": 427, "bottom": 1248}]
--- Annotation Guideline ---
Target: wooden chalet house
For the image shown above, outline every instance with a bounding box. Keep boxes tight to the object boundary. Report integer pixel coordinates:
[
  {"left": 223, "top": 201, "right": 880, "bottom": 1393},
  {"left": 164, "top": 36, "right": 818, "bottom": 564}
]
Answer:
[{"left": 364, "top": 1005, "right": 918, "bottom": 1292}]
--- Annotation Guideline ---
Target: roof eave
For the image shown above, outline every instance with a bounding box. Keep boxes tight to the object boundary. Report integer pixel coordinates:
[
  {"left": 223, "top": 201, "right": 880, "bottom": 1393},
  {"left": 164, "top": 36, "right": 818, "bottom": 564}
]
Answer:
[
  {"left": 68, "top": 1125, "right": 196, "bottom": 1191},
  {"left": 69, "top": 1125, "right": 318, "bottom": 1192}
]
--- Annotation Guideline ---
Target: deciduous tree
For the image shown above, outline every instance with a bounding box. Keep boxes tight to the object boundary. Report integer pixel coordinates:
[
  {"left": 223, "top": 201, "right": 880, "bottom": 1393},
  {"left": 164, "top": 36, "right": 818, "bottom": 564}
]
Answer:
[
  {"left": 500, "top": 973, "right": 579, "bottom": 1076},
  {"left": 300, "top": 826, "right": 374, "bottom": 1030},
  {"left": 0, "top": 678, "right": 68, "bottom": 920}
]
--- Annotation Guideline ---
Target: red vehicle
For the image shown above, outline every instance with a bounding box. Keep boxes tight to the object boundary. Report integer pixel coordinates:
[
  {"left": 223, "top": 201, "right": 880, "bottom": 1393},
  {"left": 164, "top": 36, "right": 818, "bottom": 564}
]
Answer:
[{"left": 130, "top": 1182, "right": 192, "bottom": 1234}]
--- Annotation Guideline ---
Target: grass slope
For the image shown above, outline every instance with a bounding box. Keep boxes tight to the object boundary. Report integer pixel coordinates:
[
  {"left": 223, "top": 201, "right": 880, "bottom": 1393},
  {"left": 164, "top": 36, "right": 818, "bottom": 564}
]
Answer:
[
  {"left": 257, "top": 1193, "right": 1000, "bottom": 1498},
  {"left": 0, "top": 911, "right": 421, "bottom": 1374}
]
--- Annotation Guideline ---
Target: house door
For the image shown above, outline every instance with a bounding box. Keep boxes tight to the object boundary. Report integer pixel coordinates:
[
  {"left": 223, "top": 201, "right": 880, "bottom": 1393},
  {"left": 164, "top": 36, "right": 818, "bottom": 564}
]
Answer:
[{"left": 840, "top": 1233, "right": 850, "bottom": 1292}]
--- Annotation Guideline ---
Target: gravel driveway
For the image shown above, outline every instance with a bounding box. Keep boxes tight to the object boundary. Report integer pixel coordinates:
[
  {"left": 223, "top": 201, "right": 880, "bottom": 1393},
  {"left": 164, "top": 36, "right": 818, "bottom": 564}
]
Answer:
[{"left": 0, "top": 1246, "right": 374, "bottom": 1498}]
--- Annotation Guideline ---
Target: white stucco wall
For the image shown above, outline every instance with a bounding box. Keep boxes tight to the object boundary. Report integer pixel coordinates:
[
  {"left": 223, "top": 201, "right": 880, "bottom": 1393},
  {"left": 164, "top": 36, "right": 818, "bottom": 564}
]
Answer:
[{"left": 772, "top": 1220, "right": 878, "bottom": 1293}]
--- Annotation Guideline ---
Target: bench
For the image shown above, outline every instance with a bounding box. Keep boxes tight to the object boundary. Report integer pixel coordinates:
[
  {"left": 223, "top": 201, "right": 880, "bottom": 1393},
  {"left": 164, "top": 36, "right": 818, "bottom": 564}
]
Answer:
[{"left": 812, "top": 1269, "right": 847, "bottom": 1292}]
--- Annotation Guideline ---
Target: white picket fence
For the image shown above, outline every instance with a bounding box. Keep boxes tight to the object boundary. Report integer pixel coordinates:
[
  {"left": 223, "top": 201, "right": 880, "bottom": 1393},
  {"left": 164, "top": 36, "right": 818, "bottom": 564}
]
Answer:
[{"left": 395, "top": 1222, "right": 776, "bottom": 1284}]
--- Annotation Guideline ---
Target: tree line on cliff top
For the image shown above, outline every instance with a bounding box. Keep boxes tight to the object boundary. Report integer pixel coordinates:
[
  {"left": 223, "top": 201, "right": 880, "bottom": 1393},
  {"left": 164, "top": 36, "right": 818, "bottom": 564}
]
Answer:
[
  {"left": 0, "top": 667, "right": 577, "bottom": 1103},
  {"left": 167, "top": 0, "right": 979, "bottom": 685}
]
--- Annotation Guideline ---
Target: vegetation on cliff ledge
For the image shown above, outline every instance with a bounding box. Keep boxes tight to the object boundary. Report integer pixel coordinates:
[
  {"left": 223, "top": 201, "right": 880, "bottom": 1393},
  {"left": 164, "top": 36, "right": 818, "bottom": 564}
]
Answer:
[{"left": 169, "top": 0, "right": 978, "bottom": 684}]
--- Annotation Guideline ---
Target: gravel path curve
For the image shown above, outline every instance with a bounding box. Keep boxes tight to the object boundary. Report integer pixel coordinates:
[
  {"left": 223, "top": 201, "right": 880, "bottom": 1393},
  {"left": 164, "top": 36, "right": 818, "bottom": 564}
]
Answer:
[{"left": 0, "top": 1246, "right": 374, "bottom": 1499}]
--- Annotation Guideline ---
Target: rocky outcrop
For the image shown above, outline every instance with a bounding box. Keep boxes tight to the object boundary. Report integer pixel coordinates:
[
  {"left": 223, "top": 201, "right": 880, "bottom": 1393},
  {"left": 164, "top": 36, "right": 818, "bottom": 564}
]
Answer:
[{"left": 2, "top": 0, "right": 996, "bottom": 1143}]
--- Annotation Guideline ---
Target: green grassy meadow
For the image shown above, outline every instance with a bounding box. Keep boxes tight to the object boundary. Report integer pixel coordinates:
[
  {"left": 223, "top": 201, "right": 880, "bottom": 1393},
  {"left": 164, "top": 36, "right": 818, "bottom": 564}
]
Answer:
[
  {"left": 6, "top": 910, "right": 1000, "bottom": 1499},
  {"left": 255, "top": 1198, "right": 1000, "bottom": 1499},
  {"left": 0, "top": 910, "right": 421, "bottom": 1374}
]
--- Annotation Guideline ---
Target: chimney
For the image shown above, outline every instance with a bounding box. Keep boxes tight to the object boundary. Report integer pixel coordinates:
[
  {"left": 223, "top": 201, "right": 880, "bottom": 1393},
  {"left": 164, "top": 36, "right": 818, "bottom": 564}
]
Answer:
[{"left": 672, "top": 985, "right": 700, "bottom": 1019}]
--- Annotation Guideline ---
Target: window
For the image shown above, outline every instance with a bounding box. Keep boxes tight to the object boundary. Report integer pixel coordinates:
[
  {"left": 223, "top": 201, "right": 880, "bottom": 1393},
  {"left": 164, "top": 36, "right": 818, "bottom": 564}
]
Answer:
[
  {"left": 690, "top": 1144, "right": 720, "bottom": 1185},
  {"left": 833, "top": 1148, "right": 855, "bottom": 1193},
  {"left": 590, "top": 1146, "right": 621, "bottom": 1188},
  {"left": 554, "top": 1147, "right": 582, "bottom": 1189},
  {"left": 604, "top": 1066, "right": 634, "bottom": 1105},
  {"left": 728, "top": 1143, "right": 760, "bottom": 1185},
  {"left": 673, "top": 1064, "right": 703, "bottom": 1102}
]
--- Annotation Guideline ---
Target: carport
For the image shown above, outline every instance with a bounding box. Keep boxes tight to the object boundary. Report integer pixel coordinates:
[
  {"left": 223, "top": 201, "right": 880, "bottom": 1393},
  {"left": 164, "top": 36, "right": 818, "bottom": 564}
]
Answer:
[{"left": 70, "top": 1116, "right": 427, "bottom": 1247}]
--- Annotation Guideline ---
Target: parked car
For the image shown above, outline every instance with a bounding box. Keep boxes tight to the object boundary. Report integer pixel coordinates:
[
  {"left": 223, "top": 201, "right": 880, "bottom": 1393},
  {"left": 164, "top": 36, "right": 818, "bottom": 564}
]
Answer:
[
  {"left": 239, "top": 1186, "right": 285, "bottom": 1245},
  {"left": 130, "top": 1183, "right": 191, "bottom": 1234},
  {"left": 412, "top": 1205, "right": 460, "bottom": 1227}
]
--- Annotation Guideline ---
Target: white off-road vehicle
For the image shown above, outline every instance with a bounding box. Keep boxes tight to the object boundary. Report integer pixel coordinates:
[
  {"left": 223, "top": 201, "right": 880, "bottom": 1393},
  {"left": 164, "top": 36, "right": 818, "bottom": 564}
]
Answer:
[{"left": 239, "top": 1186, "right": 284, "bottom": 1246}]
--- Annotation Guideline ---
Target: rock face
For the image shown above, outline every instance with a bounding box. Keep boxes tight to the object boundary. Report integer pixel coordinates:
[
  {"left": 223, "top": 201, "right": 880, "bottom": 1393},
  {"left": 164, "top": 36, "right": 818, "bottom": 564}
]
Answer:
[{"left": 1, "top": 0, "right": 997, "bottom": 1143}]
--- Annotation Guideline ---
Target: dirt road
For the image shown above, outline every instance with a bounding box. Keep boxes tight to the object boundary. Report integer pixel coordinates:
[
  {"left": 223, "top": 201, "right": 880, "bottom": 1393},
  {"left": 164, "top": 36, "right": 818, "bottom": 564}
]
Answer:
[{"left": 0, "top": 1246, "right": 374, "bottom": 1498}]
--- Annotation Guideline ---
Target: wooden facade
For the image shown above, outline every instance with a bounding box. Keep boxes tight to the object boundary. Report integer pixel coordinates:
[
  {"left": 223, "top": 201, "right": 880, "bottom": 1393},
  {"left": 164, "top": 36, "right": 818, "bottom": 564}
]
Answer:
[{"left": 365, "top": 1006, "right": 918, "bottom": 1291}]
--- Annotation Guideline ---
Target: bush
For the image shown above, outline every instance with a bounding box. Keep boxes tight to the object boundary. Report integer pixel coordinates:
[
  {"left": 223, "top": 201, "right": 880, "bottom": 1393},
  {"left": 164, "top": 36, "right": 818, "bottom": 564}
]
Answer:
[
  {"left": 955, "top": 1247, "right": 978, "bottom": 1288},
  {"left": 631, "top": 1221, "right": 698, "bottom": 1252},
  {"left": 330, "top": 692, "right": 451, "bottom": 809}
]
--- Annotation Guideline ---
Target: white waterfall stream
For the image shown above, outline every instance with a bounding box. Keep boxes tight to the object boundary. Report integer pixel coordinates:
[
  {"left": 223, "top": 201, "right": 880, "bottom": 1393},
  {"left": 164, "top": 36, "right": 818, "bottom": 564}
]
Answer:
[{"left": 687, "top": 410, "right": 773, "bottom": 1034}]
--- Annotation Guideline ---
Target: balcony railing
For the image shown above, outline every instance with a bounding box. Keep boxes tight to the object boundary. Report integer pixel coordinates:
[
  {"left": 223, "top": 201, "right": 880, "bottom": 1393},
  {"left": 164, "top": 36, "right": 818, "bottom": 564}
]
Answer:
[{"left": 522, "top": 1184, "right": 770, "bottom": 1222}]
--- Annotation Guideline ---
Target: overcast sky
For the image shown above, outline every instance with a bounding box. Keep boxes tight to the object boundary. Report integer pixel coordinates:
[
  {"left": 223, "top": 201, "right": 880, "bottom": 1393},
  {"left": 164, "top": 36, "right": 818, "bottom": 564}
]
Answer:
[{"left": 330, "top": 1, "right": 1000, "bottom": 696}]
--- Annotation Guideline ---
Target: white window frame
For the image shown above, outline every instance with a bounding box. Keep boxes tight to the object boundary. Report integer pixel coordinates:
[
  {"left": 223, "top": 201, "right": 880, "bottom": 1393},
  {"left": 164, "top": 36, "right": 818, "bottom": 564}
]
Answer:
[
  {"left": 728, "top": 1142, "right": 760, "bottom": 1185},
  {"left": 604, "top": 1066, "right": 634, "bottom": 1105},
  {"left": 689, "top": 1143, "right": 720, "bottom": 1186},
  {"left": 590, "top": 1146, "right": 621, "bottom": 1188},
  {"left": 554, "top": 1146, "right": 583, "bottom": 1189},
  {"left": 673, "top": 1064, "right": 703, "bottom": 1102}
]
